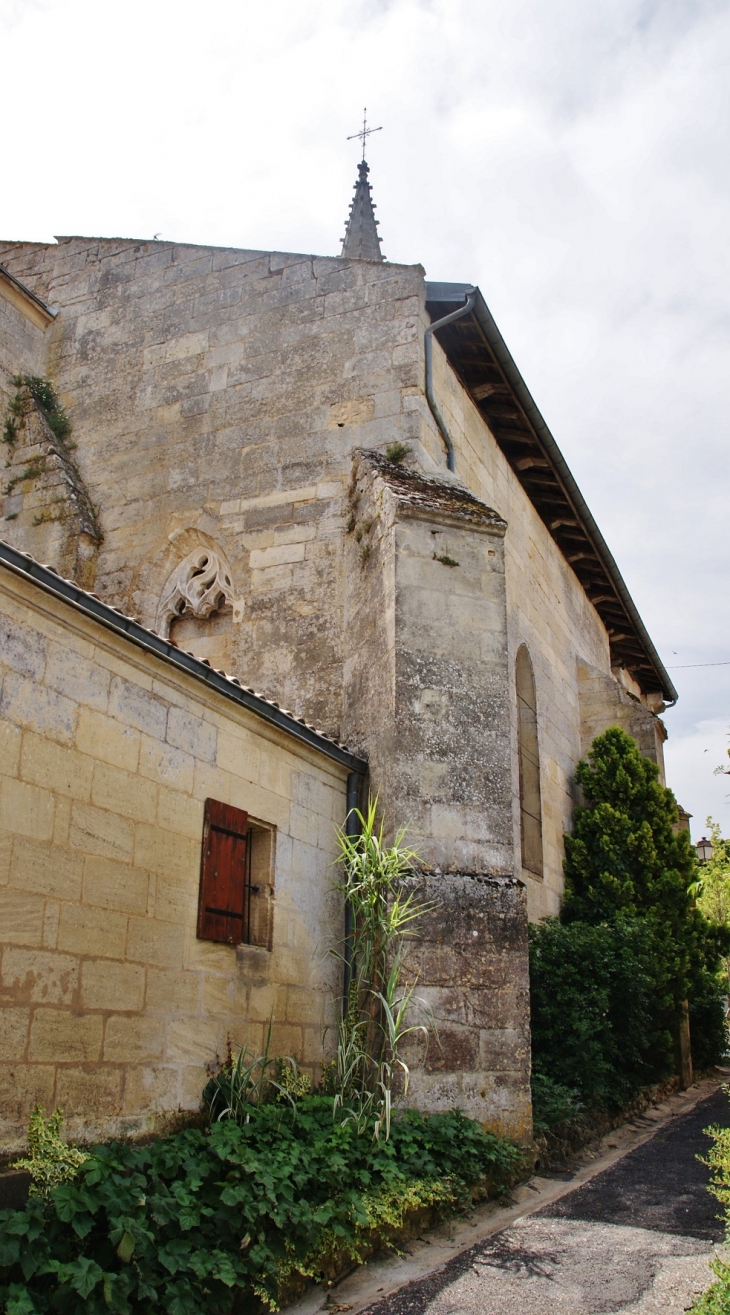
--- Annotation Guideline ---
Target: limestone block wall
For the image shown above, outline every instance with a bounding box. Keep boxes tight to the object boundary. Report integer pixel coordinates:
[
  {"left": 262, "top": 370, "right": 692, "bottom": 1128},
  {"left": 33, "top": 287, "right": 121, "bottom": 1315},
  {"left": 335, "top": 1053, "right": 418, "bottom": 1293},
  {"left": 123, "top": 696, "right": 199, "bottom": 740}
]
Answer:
[
  {"left": 578, "top": 659, "right": 667, "bottom": 785},
  {"left": 0, "top": 561, "right": 349, "bottom": 1153},
  {"left": 0, "top": 277, "right": 47, "bottom": 416},
  {"left": 2, "top": 397, "right": 102, "bottom": 588},
  {"left": 427, "top": 340, "right": 620, "bottom": 918},
  {"left": 402, "top": 874, "right": 531, "bottom": 1141},
  {"left": 344, "top": 454, "right": 513, "bottom": 873},
  {"left": 0, "top": 238, "right": 428, "bottom": 739}
]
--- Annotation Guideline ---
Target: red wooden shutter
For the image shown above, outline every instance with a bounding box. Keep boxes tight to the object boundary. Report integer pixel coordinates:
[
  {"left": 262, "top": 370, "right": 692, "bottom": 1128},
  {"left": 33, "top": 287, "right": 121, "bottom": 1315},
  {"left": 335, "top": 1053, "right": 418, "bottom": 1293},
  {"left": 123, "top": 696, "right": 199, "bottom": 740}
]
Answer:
[{"left": 197, "top": 799, "right": 249, "bottom": 945}]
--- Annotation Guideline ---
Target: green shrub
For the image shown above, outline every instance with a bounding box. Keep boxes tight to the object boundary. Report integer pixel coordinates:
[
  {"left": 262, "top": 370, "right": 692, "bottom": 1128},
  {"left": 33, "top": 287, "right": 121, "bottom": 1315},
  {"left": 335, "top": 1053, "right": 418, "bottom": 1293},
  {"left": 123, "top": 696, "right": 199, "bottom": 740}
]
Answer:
[
  {"left": 690, "top": 1109, "right": 730, "bottom": 1313},
  {"left": 559, "top": 727, "right": 729, "bottom": 1080},
  {"left": 0, "top": 1099, "right": 520, "bottom": 1313},
  {"left": 12, "top": 1107, "right": 89, "bottom": 1200},
  {"left": 530, "top": 1072, "right": 584, "bottom": 1132},
  {"left": 530, "top": 916, "right": 674, "bottom": 1109}
]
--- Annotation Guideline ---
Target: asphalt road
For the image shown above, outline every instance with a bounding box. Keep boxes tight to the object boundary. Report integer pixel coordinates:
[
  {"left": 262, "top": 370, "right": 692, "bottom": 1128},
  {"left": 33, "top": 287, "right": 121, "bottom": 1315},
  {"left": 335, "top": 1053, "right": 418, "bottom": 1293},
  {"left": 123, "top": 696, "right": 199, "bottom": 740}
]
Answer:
[{"left": 359, "top": 1088, "right": 730, "bottom": 1315}]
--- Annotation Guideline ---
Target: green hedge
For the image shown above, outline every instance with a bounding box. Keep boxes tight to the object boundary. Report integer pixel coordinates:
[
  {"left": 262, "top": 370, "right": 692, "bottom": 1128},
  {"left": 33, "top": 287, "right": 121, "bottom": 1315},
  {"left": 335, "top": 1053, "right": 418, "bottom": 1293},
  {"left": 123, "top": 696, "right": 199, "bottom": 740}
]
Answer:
[
  {"left": 0, "top": 1099, "right": 520, "bottom": 1314},
  {"left": 530, "top": 728, "right": 729, "bottom": 1122},
  {"left": 530, "top": 916, "right": 675, "bottom": 1111}
]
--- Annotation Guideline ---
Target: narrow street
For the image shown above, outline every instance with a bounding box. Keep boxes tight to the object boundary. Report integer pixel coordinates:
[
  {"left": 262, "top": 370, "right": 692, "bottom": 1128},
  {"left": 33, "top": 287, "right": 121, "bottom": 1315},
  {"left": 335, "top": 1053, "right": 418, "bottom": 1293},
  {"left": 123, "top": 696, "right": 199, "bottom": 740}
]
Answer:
[
  {"left": 356, "top": 1087, "right": 728, "bottom": 1315},
  {"left": 288, "top": 1083, "right": 729, "bottom": 1315}
]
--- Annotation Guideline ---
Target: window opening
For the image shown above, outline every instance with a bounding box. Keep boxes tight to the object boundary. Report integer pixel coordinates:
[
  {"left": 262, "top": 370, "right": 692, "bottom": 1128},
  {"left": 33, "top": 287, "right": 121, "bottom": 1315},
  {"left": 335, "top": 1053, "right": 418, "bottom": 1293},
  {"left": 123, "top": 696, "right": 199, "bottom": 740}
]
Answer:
[
  {"left": 197, "top": 798, "right": 274, "bottom": 948},
  {"left": 516, "top": 644, "right": 544, "bottom": 878}
]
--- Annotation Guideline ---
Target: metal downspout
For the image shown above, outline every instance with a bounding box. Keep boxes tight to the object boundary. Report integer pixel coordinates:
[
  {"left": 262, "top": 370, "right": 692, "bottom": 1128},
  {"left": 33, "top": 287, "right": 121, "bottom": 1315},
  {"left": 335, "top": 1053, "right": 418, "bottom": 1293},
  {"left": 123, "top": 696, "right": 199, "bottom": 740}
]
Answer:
[
  {"left": 424, "top": 289, "right": 476, "bottom": 473},
  {"left": 343, "top": 772, "right": 362, "bottom": 1004}
]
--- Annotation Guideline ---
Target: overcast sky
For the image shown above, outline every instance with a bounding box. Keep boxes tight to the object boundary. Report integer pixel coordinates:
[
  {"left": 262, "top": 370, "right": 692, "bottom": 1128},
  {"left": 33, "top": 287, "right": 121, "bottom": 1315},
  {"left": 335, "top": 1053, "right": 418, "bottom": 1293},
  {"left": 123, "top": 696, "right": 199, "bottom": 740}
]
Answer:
[{"left": 3, "top": 0, "right": 729, "bottom": 836}]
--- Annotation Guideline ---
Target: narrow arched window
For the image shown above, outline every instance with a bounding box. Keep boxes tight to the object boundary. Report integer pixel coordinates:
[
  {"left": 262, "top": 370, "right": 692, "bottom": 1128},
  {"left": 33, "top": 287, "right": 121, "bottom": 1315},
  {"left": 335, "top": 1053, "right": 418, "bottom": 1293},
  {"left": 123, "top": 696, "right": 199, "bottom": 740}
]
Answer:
[{"left": 516, "top": 645, "right": 543, "bottom": 878}]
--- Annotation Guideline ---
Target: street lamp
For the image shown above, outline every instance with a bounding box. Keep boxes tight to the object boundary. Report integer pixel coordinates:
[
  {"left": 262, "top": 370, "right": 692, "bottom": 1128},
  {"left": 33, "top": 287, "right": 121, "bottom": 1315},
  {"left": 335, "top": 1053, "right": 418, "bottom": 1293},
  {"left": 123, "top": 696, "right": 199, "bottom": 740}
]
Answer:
[{"left": 696, "top": 836, "right": 714, "bottom": 865}]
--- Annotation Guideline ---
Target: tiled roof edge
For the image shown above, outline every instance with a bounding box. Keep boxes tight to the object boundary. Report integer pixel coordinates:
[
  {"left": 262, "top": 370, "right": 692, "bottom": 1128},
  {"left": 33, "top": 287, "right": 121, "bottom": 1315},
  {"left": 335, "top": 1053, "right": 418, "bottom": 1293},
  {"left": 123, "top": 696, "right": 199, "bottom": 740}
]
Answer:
[
  {"left": 0, "top": 541, "right": 367, "bottom": 776},
  {"left": 0, "top": 265, "right": 58, "bottom": 324}
]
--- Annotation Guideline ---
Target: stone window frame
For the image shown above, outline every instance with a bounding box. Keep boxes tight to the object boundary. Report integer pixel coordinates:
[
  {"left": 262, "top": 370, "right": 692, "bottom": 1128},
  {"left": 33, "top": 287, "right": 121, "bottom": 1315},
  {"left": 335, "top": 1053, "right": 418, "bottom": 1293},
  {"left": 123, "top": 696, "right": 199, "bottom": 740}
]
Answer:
[{"left": 516, "top": 644, "right": 544, "bottom": 879}]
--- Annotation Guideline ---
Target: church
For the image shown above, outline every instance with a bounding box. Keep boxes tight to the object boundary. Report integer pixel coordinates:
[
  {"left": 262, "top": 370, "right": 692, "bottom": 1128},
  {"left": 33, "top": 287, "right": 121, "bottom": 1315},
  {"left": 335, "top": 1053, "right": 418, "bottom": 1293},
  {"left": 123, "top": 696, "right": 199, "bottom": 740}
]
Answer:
[{"left": 0, "top": 151, "right": 676, "bottom": 1151}]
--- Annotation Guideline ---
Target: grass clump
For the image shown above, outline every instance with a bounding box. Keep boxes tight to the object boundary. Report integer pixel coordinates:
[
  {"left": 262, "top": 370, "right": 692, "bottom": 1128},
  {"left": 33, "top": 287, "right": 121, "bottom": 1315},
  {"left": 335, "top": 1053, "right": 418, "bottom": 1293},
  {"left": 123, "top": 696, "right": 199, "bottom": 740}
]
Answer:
[{"left": 384, "top": 442, "right": 410, "bottom": 464}]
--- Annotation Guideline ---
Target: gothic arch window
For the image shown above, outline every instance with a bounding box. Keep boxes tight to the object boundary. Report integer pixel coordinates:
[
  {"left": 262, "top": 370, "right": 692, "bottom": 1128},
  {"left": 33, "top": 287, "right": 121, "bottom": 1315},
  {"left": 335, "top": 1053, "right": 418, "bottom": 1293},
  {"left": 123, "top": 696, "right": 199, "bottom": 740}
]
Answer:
[{"left": 516, "top": 644, "right": 543, "bottom": 878}]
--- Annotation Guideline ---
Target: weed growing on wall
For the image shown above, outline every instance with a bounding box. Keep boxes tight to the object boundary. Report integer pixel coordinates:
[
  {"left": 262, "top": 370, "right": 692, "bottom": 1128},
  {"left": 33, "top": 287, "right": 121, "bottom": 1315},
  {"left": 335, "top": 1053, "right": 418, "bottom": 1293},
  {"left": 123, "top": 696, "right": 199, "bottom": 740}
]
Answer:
[
  {"left": 204, "top": 1028, "right": 310, "bottom": 1122},
  {"left": 10, "top": 375, "right": 72, "bottom": 444}
]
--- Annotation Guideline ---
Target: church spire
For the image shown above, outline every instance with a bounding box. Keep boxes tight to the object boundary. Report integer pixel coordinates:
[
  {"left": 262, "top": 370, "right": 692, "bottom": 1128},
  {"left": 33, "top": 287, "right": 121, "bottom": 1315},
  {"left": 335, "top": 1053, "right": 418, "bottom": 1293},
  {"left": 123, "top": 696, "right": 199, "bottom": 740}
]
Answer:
[
  {"left": 341, "top": 158, "right": 385, "bottom": 262},
  {"left": 341, "top": 109, "right": 385, "bottom": 262}
]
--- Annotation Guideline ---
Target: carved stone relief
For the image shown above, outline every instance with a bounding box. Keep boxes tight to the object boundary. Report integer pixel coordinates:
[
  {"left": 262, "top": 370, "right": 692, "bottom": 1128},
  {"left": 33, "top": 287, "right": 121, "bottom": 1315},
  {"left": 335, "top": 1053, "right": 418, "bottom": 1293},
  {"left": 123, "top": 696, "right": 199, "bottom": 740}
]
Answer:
[{"left": 156, "top": 546, "right": 238, "bottom": 638}]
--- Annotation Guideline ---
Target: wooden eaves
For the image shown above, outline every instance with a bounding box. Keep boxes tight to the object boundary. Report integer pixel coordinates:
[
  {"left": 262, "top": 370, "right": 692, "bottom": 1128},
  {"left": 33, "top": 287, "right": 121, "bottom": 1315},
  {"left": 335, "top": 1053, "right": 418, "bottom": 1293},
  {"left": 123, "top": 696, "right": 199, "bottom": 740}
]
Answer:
[{"left": 425, "top": 281, "right": 677, "bottom": 705}]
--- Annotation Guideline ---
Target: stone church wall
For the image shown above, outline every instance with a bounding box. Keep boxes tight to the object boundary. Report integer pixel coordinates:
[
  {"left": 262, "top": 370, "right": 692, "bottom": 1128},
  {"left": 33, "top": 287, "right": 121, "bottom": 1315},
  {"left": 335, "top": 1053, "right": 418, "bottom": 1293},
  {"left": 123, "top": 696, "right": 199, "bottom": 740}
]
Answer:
[
  {"left": 0, "top": 275, "right": 48, "bottom": 416},
  {"left": 428, "top": 340, "right": 626, "bottom": 920},
  {"left": 0, "top": 559, "right": 348, "bottom": 1153},
  {"left": 0, "top": 237, "right": 427, "bottom": 740}
]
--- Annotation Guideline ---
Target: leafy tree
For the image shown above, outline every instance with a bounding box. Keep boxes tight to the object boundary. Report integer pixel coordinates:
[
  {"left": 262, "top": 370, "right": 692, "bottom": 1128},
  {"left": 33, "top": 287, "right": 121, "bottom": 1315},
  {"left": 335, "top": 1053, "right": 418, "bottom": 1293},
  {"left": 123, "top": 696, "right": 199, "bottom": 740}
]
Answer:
[
  {"left": 563, "top": 728, "right": 728, "bottom": 1038},
  {"left": 531, "top": 728, "right": 729, "bottom": 1115},
  {"left": 693, "top": 819, "right": 730, "bottom": 928}
]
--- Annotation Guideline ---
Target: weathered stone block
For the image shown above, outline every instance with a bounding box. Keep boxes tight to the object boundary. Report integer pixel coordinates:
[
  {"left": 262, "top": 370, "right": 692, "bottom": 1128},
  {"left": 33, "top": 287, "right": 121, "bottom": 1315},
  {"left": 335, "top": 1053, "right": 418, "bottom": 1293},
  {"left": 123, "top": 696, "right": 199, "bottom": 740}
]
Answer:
[
  {"left": 0, "top": 671, "right": 76, "bottom": 746},
  {"left": 57, "top": 903, "right": 128, "bottom": 959},
  {"left": 0, "top": 613, "right": 46, "bottom": 680},
  {"left": 0, "top": 889, "right": 45, "bottom": 946},
  {"left": 29, "top": 1009, "right": 103, "bottom": 1064},
  {"left": 20, "top": 733, "right": 94, "bottom": 802},
  {"left": 0, "top": 722, "right": 22, "bottom": 777},
  {"left": 45, "top": 641, "right": 110, "bottom": 712},
  {"left": 91, "top": 761, "right": 158, "bottom": 825},
  {"left": 108, "top": 676, "right": 168, "bottom": 739},
  {"left": 81, "top": 960, "right": 145, "bottom": 1012},
  {"left": 166, "top": 707, "right": 216, "bottom": 763},
  {"left": 145, "top": 967, "right": 200, "bottom": 1015},
  {"left": 122, "top": 1063, "right": 180, "bottom": 1114},
  {"left": 126, "top": 915, "right": 185, "bottom": 969},
  {"left": 0, "top": 1063, "right": 56, "bottom": 1140},
  {"left": 134, "top": 824, "right": 197, "bottom": 883},
  {"left": 1, "top": 948, "right": 79, "bottom": 1005},
  {"left": 69, "top": 802, "right": 134, "bottom": 863},
  {"left": 104, "top": 1015, "right": 165, "bottom": 1063},
  {"left": 56, "top": 1065, "right": 123, "bottom": 1116},
  {"left": 166, "top": 1018, "right": 220, "bottom": 1065},
  {"left": 0, "top": 778, "right": 54, "bottom": 842},
  {"left": 138, "top": 737, "right": 195, "bottom": 793},
  {"left": 0, "top": 1007, "right": 30, "bottom": 1059},
  {"left": 82, "top": 855, "right": 150, "bottom": 914},
  {"left": 76, "top": 707, "right": 141, "bottom": 772},
  {"left": 10, "top": 836, "right": 83, "bottom": 901}
]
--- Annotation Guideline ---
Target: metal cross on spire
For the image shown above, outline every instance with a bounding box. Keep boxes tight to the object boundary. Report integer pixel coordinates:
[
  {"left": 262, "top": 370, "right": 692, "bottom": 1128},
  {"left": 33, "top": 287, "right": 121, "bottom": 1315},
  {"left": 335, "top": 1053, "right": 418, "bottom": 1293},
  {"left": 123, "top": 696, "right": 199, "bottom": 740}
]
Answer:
[{"left": 347, "top": 107, "right": 382, "bottom": 161}]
